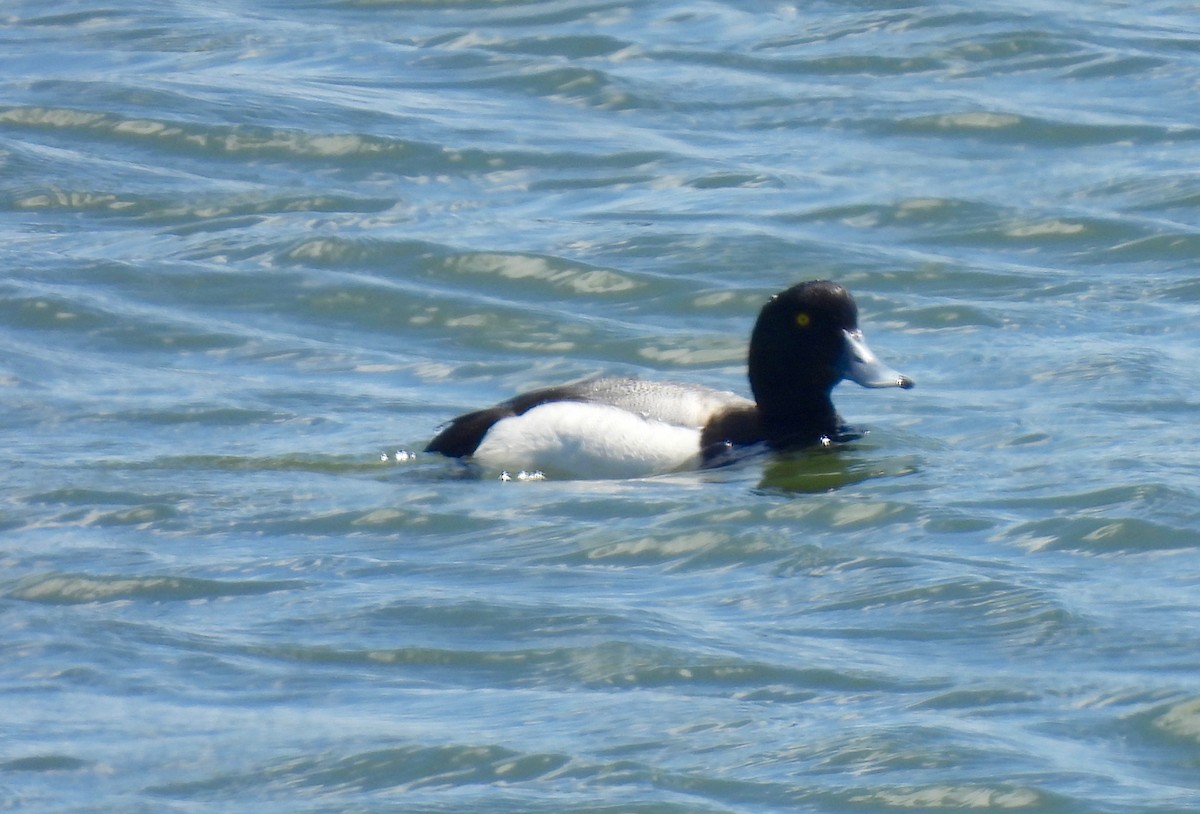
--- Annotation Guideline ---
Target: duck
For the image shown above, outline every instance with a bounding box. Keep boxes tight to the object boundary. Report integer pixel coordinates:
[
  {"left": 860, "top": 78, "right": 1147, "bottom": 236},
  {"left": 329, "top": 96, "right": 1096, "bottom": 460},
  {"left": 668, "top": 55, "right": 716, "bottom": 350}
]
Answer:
[{"left": 425, "top": 280, "right": 913, "bottom": 479}]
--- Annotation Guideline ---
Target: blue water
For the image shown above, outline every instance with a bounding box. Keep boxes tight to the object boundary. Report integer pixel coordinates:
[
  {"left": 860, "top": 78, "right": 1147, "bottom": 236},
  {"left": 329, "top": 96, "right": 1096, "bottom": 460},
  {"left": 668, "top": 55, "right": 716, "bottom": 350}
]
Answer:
[{"left": 3, "top": 1, "right": 1200, "bottom": 811}]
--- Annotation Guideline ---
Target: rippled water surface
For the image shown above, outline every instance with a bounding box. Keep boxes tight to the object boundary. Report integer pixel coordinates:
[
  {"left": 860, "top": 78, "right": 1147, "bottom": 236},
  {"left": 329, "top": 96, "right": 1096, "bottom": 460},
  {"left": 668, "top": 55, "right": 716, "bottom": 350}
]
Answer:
[{"left": 3, "top": 1, "right": 1200, "bottom": 811}]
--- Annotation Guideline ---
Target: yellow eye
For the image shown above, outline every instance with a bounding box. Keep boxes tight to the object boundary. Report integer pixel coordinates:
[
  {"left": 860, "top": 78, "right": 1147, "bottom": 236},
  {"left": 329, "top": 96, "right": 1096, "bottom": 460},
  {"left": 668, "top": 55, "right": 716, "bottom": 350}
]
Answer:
[{"left": 795, "top": 312, "right": 811, "bottom": 328}]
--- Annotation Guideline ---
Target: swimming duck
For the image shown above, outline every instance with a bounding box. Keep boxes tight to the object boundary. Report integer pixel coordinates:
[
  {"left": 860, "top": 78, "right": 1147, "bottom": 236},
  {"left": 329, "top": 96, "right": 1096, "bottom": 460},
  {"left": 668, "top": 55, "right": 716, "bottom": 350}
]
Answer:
[{"left": 426, "top": 280, "right": 912, "bottom": 479}]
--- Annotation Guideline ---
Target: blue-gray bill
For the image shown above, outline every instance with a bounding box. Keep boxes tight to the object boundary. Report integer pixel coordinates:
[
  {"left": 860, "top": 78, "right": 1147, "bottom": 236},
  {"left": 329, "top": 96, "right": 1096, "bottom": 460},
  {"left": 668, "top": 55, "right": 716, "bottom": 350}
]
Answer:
[{"left": 840, "top": 329, "right": 914, "bottom": 389}]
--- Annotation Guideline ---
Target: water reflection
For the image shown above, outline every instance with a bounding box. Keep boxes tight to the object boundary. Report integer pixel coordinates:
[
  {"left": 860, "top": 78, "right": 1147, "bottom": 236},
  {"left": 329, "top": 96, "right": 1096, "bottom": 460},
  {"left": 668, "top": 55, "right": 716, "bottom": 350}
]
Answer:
[{"left": 756, "top": 444, "right": 918, "bottom": 494}]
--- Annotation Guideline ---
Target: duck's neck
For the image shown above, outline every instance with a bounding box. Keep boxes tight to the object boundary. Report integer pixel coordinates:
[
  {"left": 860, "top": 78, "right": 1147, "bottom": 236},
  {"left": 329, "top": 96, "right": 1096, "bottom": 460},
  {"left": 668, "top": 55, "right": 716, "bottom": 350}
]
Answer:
[{"left": 756, "top": 390, "right": 840, "bottom": 448}]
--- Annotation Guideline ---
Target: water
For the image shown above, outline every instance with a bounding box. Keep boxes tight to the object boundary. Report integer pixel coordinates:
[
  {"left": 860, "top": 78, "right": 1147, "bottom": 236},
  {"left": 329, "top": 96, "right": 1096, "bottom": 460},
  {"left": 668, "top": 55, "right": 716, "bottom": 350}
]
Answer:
[{"left": 2, "top": 1, "right": 1200, "bottom": 811}]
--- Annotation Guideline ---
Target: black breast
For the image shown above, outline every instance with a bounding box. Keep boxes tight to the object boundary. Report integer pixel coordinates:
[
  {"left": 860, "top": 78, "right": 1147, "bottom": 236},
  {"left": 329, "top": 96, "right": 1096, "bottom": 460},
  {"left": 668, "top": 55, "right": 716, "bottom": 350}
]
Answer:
[{"left": 699, "top": 406, "right": 764, "bottom": 461}]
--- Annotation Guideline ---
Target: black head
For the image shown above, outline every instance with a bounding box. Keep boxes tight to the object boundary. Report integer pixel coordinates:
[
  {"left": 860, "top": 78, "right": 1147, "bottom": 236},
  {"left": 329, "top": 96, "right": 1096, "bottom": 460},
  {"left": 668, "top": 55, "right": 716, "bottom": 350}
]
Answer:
[
  {"left": 747, "top": 280, "right": 910, "bottom": 443},
  {"left": 749, "top": 280, "right": 858, "bottom": 407}
]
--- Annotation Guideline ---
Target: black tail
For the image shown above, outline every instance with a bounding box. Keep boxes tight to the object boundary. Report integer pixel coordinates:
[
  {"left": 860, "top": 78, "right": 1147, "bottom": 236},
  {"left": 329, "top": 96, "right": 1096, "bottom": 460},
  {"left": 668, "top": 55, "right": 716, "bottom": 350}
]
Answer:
[
  {"left": 425, "top": 406, "right": 514, "bottom": 458},
  {"left": 425, "top": 381, "right": 595, "bottom": 458}
]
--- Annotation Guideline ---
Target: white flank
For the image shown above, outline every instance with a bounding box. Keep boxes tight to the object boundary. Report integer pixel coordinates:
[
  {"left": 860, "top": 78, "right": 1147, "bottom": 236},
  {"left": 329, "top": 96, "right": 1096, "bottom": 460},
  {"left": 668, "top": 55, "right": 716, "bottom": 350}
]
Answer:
[{"left": 472, "top": 401, "right": 703, "bottom": 479}]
